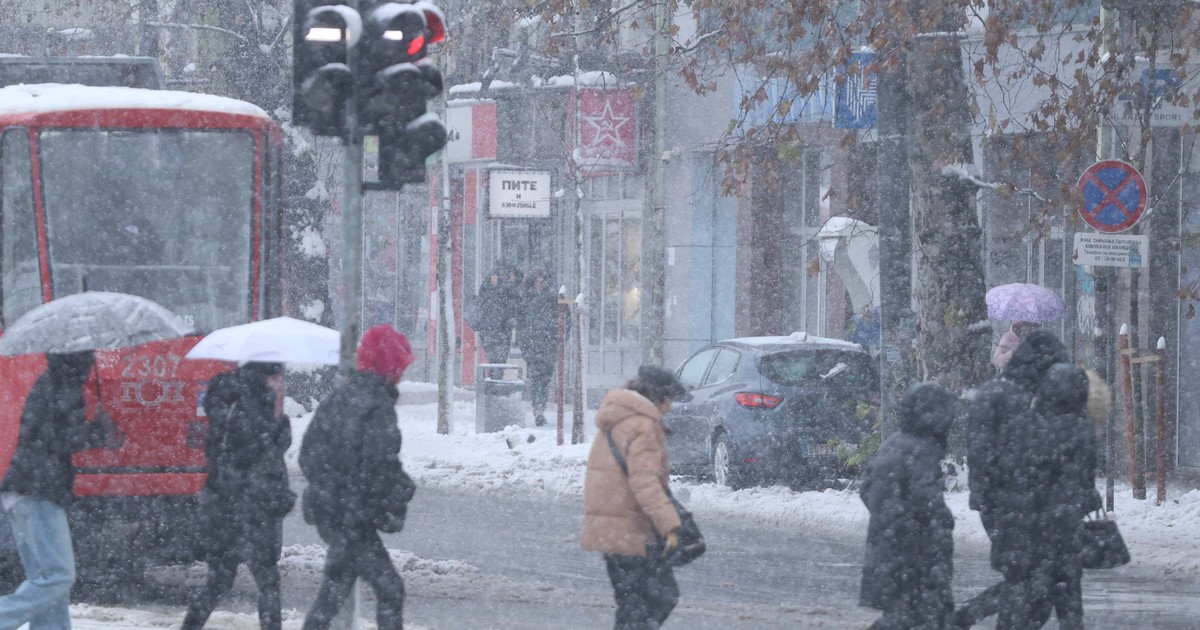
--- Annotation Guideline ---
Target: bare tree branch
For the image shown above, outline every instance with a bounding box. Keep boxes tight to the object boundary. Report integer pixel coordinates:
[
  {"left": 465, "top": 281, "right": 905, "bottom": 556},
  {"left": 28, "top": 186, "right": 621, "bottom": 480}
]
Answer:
[{"left": 147, "top": 21, "right": 250, "bottom": 44}]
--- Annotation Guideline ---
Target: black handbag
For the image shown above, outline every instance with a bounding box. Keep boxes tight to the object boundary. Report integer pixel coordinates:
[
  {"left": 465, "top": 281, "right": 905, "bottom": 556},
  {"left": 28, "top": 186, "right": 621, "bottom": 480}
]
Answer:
[
  {"left": 606, "top": 430, "right": 706, "bottom": 567},
  {"left": 1079, "top": 511, "right": 1130, "bottom": 570}
]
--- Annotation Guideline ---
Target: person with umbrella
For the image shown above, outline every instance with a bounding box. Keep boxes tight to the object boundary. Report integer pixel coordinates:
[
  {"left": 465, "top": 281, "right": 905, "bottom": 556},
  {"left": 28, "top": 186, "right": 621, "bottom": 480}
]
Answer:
[
  {"left": 954, "top": 330, "right": 1082, "bottom": 628},
  {"left": 181, "top": 361, "right": 294, "bottom": 630},
  {"left": 0, "top": 350, "right": 124, "bottom": 629},
  {"left": 0, "top": 291, "right": 187, "bottom": 629},
  {"left": 985, "top": 283, "right": 1066, "bottom": 371},
  {"left": 991, "top": 320, "right": 1039, "bottom": 371}
]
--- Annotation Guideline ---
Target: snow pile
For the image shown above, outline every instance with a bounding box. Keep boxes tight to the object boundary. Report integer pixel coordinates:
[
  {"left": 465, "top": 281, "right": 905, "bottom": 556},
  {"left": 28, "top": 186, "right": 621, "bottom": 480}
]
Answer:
[
  {"left": 57, "top": 604, "right": 429, "bottom": 630},
  {"left": 278, "top": 544, "right": 478, "bottom": 582}
]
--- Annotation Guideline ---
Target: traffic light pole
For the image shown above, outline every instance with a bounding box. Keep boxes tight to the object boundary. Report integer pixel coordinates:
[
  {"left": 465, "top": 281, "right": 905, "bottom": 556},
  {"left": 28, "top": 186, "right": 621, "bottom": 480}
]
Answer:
[
  {"left": 333, "top": 8, "right": 364, "bottom": 628},
  {"left": 294, "top": 1, "right": 449, "bottom": 622},
  {"left": 338, "top": 91, "right": 364, "bottom": 376}
]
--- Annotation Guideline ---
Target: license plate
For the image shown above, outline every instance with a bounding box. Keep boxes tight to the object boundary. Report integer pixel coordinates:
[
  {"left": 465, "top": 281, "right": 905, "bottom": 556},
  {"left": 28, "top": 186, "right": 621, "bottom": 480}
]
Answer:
[{"left": 805, "top": 443, "right": 840, "bottom": 457}]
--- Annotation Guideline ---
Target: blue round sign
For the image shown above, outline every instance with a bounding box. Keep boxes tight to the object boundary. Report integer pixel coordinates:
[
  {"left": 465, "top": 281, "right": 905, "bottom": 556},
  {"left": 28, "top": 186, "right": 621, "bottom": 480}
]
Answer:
[{"left": 1077, "top": 160, "right": 1146, "bottom": 233}]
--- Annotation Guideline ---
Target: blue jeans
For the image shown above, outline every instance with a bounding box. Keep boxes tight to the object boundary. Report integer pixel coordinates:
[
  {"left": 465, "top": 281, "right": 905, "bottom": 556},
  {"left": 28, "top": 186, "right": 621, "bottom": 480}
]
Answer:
[{"left": 0, "top": 498, "right": 75, "bottom": 630}]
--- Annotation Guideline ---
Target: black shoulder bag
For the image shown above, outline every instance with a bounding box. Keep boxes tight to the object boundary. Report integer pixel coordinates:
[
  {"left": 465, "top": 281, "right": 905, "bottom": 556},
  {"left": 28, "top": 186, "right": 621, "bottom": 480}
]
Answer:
[
  {"left": 605, "top": 429, "right": 706, "bottom": 567},
  {"left": 1080, "top": 510, "right": 1130, "bottom": 569}
]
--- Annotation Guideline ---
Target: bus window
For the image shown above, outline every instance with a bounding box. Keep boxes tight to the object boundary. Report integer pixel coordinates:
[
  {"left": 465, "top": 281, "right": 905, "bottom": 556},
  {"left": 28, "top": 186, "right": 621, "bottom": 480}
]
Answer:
[
  {"left": 0, "top": 130, "right": 41, "bottom": 326},
  {"left": 37, "top": 129, "right": 255, "bottom": 333}
]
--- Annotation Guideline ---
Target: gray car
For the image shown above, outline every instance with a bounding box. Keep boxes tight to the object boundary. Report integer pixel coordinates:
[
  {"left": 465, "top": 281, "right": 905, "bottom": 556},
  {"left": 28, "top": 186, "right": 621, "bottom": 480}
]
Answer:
[{"left": 665, "top": 333, "right": 880, "bottom": 489}]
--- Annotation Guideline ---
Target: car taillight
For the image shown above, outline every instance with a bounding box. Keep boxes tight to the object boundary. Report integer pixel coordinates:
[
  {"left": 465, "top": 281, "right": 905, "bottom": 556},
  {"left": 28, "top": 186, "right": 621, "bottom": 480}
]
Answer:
[{"left": 735, "top": 392, "right": 783, "bottom": 408}]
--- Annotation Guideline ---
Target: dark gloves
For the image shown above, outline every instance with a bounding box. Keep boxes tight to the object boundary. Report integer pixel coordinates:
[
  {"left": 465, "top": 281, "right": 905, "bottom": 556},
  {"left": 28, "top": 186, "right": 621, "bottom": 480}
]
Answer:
[{"left": 376, "top": 505, "right": 407, "bottom": 534}]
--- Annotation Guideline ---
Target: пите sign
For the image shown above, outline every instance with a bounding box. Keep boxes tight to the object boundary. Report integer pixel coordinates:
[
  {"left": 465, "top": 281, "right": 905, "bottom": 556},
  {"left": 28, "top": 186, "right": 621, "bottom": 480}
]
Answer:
[{"left": 488, "top": 170, "right": 551, "bottom": 218}]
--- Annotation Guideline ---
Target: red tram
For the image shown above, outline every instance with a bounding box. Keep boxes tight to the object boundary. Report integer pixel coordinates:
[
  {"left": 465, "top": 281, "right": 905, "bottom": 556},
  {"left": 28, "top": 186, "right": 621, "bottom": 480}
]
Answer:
[{"left": 0, "top": 82, "right": 285, "bottom": 578}]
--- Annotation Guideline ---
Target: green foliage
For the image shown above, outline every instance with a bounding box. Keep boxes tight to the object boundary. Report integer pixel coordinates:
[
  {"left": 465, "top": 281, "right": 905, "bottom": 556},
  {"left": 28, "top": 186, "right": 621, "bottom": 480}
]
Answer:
[{"left": 841, "top": 420, "right": 881, "bottom": 469}]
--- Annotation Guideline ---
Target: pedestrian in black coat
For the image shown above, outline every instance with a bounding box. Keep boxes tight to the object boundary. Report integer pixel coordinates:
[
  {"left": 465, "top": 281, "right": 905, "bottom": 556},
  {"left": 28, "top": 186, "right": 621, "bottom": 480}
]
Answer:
[
  {"left": 954, "top": 329, "right": 1077, "bottom": 628},
  {"left": 516, "top": 268, "right": 561, "bottom": 426},
  {"left": 183, "top": 361, "right": 294, "bottom": 630},
  {"left": 987, "top": 362, "right": 1100, "bottom": 630},
  {"left": 470, "top": 267, "right": 519, "bottom": 376},
  {"left": 1, "top": 352, "right": 120, "bottom": 506},
  {"left": 0, "top": 351, "right": 122, "bottom": 629},
  {"left": 300, "top": 324, "right": 416, "bottom": 630},
  {"left": 860, "top": 382, "right": 958, "bottom": 630}
]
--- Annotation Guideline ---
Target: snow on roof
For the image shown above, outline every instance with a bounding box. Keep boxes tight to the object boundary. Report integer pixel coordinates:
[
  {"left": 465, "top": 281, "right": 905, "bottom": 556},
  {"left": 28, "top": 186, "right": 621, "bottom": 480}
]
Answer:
[
  {"left": 0, "top": 83, "right": 269, "bottom": 118},
  {"left": 726, "top": 332, "right": 866, "bottom": 351},
  {"left": 448, "top": 82, "right": 482, "bottom": 94},
  {"left": 449, "top": 70, "right": 631, "bottom": 95}
]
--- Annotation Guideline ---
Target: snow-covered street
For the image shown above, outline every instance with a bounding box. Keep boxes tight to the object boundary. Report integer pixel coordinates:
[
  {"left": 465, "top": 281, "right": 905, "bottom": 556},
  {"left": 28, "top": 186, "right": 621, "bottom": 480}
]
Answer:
[{"left": 40, "top": 385, "right": 1200, "bottom": 629}]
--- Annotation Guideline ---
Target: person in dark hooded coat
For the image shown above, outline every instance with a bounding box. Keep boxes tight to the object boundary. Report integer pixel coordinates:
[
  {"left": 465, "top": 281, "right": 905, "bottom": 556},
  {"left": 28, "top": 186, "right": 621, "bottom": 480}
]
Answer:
[
  {"left": 470, "top": 267, "right": 519, "bottom": 376},
  {"left": 299, "top": 324, "right": 416, "bottom": 630},
  {"left": 516, "top": 268, "right": 561, "bottom": 426},
  {"left": 182, "top": 361, "right": 294, "bottom": 630},
  {"left": 954, "top": 329, "right": 1092, "bottom": 628},
  {"left": 0, "top": 351, "right": 123, "bottom": 629},
  {"left": 859, "top": 382, "right": 957, "bottom": 630},
  {"left": 987, "top": 362, "right": 1099, "bottom": 630}
]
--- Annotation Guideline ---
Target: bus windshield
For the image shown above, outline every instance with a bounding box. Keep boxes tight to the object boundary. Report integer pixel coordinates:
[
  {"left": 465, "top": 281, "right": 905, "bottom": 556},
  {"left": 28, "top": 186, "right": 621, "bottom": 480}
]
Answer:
[{"left": 38, "top": 129, "right": 255, "bottom": 333}]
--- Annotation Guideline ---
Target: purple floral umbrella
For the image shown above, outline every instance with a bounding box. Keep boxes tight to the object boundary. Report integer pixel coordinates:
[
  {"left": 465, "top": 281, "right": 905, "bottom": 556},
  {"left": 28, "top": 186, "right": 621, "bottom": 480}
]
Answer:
[{"left": 985, "top": 283, "right": 1067, "bottom": 323}]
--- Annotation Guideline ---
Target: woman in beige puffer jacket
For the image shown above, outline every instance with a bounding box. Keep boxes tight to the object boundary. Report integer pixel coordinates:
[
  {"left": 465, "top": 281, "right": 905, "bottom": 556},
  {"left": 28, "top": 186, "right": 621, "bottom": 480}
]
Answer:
[{"left": 581, "top": 365, "right": 686, "bottom": 629}]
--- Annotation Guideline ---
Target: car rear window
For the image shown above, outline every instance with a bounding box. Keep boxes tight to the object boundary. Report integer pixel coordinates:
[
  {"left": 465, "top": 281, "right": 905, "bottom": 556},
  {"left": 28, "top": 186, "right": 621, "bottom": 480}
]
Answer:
[{"left": 758, "top": 349, "right": 877, "bottom": 388}]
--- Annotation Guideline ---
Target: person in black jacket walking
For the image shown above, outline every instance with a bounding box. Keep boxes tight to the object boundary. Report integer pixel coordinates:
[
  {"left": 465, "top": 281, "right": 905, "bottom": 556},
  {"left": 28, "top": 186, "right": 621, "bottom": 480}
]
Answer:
[
  {"left": 300, "top": 324, "right": 416, "bottom": 630},
  {"left": 860, "top": 382, "right": 958, "bottom": 629},
  {"left": 516, "top": 268, "right": 560, "bottom": 426},
  {"left": 987, "top": 362, "right": 1099, "bottom": 630},
  {"left": 182, "top": 361, "right": 294, "bottom": 630},
  {"left": 955, "top": 329, "right": 1092, "bottom": 629},
  {"left": 0, "top": 351, "right": 123, "bottom": 629}
]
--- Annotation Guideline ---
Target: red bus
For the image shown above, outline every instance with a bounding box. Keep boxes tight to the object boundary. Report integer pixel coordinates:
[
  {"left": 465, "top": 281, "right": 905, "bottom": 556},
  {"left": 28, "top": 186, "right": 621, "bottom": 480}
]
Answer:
[{"left": 0, "top": 82, "right": 284, "bottom": 582}]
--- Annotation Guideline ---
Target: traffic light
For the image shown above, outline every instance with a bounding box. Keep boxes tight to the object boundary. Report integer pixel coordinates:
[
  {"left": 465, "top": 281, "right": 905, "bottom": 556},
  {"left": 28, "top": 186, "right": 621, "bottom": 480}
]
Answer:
[
  {"left": 291, "top": 1, "right": 448, "bottom": 188},
  {"left": 359, "top": 2, "right": 447, "bottom": 187},
  {"left": 292, "top": 1, "right": 357, "bottom": 136}
]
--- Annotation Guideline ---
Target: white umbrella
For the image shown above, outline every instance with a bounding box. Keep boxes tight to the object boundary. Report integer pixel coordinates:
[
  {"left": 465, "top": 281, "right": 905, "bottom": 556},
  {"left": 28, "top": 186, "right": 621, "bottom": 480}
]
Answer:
[
  {"left": 185, "top": 316, "right": 340, "bottom": 365},
  {"left": 0, "top": 291, "right": 192, "bottom": 355}
]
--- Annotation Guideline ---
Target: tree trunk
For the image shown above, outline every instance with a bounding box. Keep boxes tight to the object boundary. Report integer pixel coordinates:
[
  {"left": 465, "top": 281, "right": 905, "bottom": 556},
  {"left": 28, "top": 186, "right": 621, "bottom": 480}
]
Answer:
[{"left": 906, "top": 2, "right": 991, "bottom": 392}]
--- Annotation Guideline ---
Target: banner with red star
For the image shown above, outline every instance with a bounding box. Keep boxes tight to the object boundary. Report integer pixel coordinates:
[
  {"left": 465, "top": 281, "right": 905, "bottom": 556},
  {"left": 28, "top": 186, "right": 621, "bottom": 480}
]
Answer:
[{"left": 573, "top": 89, "right": 638, "bottom": 171}]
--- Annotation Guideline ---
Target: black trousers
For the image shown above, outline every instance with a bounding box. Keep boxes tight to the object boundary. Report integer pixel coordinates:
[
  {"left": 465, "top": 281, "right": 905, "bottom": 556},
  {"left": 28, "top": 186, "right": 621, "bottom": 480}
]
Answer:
[
  {"left": 997, "top": 560, "right": 1083, "bottom": 630},
  {"left": 525, "top": 356, "right": 553, "bottom": 412},
  {"left": 182, "top": 521, "right": 283, "bottom": 630},
  {"left": 303, "top": 525, "right": 405, "bottom": 630},
  {"left": 603, "top": 553, "right": 678, "bottom": 630},
  {"left": 867, "top": 572, "right": 953, "bottom": 630},
  {"left": 954, "top": 580, "right": 1006, "bottom": 627}
]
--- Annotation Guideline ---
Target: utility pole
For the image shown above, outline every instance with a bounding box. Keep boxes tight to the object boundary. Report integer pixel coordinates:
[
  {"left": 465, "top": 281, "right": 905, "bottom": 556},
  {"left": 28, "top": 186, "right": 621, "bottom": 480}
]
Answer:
[
  {"left": 876, "top": 54, "right": 913, "bottom": 436},
  {"left": 643, "top": 0, "right": 669, "bottom": 366},
  {"left": 569, "top": 32, "right": 586, "bottom": 443}
]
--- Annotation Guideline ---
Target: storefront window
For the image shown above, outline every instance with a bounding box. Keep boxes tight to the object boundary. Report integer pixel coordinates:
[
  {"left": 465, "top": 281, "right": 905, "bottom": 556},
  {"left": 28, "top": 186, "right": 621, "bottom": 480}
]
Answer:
[{"left": 589, "top": 213, "right": 641, "bottom": 345}]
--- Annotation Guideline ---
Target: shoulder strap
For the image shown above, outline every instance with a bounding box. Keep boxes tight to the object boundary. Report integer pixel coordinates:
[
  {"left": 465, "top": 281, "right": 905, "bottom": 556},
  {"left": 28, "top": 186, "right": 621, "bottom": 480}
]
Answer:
[{"left": 605, "top": 429, "right": 628, "bottom": 476}]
